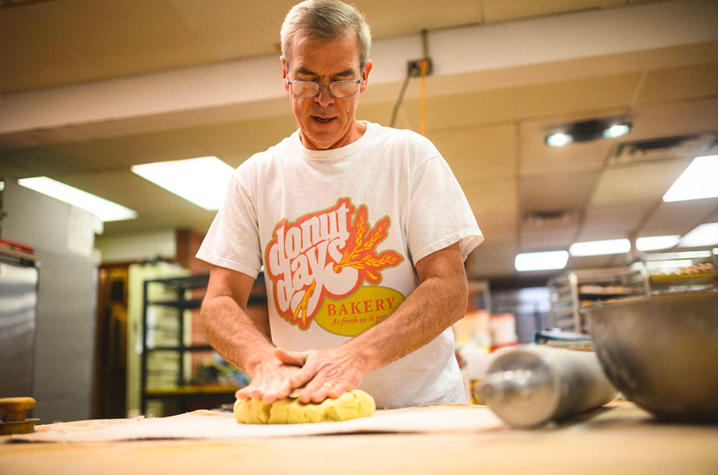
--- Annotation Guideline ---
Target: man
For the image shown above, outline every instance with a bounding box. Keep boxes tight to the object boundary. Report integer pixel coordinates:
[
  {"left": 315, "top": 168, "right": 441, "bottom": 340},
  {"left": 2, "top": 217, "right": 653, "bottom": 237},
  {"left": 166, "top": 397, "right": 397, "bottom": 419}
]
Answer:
[{"left": 197, "top": 0, "right": 483, "bottom": 409}]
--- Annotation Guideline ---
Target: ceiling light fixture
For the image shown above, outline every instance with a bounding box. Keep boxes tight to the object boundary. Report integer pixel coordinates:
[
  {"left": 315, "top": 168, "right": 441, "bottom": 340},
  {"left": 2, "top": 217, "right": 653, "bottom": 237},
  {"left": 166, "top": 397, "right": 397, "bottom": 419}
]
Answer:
[
  {"left": 569, "top": 238, "right": 631, "bottom": 257},
  {"left": 679, "top": 222, "right": 718, "bottom": 248},
  {"left": 643, "top": 250, "right": 711, "bottom": 261},
  {"left": 514, "top": 250, "right": 569, "bottom": 272},
  {"left": 636, "top": 235, "right": 681, "bottom": 252},
  {"left": 131, "top": 157, "right": 234, "bottom": 210},
  {"left": 17, "top": 176, "right": 137, "bottom": 222},
  {"left": 644, "top": 260, "right": 693, "bottom": 270},
  {"left": 663, "top": 155, "right": 718, "bottom": 202},
  {"left": 546, "top": 118, "right": 632, "bottom": 147}
]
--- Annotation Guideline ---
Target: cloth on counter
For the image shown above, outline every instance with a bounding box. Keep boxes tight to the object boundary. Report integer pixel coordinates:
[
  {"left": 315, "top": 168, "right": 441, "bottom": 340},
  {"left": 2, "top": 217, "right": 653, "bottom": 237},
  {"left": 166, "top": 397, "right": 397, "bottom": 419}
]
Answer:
[{"left": 11, "top": 404, "right": 503, "bottom": 444}]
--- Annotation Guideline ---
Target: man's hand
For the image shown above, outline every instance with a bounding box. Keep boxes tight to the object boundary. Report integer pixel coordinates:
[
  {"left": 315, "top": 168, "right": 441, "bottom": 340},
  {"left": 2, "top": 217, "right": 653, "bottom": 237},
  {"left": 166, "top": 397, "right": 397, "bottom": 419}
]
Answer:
[
  {"left": 235, "top": 355, "right": 301, "bottom": 404},
  {"left": 274, "top": 346, "right": 368, "bottom": 404}
]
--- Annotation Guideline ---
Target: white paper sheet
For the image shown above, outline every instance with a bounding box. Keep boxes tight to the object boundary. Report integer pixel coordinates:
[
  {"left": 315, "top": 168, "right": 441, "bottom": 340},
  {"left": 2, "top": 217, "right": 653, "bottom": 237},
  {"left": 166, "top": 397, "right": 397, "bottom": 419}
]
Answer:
[{"left": 13, "top": 404, "right": 504, "bottom": 443}]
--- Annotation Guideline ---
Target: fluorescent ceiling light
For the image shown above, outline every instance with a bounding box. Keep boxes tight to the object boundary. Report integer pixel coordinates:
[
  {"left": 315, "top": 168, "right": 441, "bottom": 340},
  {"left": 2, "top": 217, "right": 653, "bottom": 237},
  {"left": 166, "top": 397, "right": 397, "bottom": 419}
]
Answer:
[
  {"left": 515, "top": 251, "right": 569, "bottom": 272},
  {"left": 546, "top": 133, "right": 573, "bottom": 147},
  {"left": 663, "top": 155, "right": 718, "bottom": 202},
  {"left": 643, "top": 250, "right": 711, "bottom": 261},
  {"left": 636, "top": 235, "right": 680, "bottom": 252},
  {"left": 645, "top": 260, "right": 693, "bottom": 270},
  {"left": 679, "top": 222, "right": 718, "bottom": 248},
  {"left": 17, "top": 177, "right": 137, "bottom": 222},
  {"left": 569, "top": 238, "right": 631, "bottom": 257},
  {"left": 131, "top": 156, "right": 234, "bottom": 210}
]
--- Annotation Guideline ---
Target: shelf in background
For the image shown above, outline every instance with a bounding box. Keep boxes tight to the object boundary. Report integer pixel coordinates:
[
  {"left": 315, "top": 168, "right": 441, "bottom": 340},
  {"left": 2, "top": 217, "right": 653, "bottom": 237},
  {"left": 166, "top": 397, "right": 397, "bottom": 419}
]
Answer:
[
  {"left": 149, "top": 345, "right": 215, "bottom": 352},
  {"left": 145, "top": 385, "right": 241, "bottom": 398}
]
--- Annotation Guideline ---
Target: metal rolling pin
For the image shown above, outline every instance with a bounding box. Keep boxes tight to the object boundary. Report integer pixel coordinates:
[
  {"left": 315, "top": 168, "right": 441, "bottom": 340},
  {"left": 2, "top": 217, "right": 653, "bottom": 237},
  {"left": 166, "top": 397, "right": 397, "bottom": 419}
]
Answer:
[{"left": 479, "top": 346, "right": 618, "bottom": 428}]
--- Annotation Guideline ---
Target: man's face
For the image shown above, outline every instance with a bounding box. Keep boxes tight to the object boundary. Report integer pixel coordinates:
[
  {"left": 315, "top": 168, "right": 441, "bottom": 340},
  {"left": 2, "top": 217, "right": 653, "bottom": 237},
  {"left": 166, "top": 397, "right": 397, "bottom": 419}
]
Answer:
[{"left": 282, "top": 33, "right": 372, "bottom": 150}]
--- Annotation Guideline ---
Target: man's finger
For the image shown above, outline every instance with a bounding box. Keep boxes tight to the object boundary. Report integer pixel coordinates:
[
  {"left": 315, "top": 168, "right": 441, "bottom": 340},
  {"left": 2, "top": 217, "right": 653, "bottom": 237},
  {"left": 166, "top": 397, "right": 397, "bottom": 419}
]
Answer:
[
  {"left": 288, "top": 365, "right": 317, "bottom": 389},
  {"left": 261, "top": 380, "right": 282, "bottom": 404},
  {"left": 299, "top": 376, "right": 331, "bottom": 404},
  {"left": 326, "top": 382, "right": 351, "bottom": 399},
  {"left": 274, "top": 347, "right": 306, "bottom": 367}
]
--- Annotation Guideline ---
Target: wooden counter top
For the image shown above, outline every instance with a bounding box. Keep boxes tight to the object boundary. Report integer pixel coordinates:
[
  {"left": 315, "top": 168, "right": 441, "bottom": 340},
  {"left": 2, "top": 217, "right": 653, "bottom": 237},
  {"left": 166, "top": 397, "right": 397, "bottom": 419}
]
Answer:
[{"left": 2, "top": 403, "right": 717, "bottom": 475}]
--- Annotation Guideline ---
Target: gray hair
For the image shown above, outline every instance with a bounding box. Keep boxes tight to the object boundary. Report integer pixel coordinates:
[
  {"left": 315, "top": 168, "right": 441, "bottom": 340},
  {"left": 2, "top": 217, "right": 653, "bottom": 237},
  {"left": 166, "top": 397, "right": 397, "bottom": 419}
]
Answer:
[{"left": 281, "top": 0, "right": 372, "bottom": 70}]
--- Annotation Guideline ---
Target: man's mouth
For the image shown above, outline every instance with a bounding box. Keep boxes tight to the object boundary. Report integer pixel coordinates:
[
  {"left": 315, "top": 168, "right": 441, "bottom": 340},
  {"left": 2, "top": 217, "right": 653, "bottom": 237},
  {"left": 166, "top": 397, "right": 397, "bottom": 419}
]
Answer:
[{"left": 312, "top": 116, "right": 336, "bottom": 124}]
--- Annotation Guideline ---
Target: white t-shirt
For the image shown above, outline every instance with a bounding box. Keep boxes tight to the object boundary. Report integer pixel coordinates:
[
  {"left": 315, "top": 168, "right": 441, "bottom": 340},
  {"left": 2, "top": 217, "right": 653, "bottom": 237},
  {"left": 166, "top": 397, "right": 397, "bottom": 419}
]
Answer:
[{"left": 197, "top": 122, "right": 483, "bottom": 408}]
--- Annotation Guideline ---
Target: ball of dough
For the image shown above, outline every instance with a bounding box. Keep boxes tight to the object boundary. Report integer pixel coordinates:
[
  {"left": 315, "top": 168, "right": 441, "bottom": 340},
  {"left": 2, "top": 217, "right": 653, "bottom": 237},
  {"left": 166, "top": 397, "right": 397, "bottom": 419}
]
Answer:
[{"left": 234, "top": 389, "right": 376, "bottom": 424}]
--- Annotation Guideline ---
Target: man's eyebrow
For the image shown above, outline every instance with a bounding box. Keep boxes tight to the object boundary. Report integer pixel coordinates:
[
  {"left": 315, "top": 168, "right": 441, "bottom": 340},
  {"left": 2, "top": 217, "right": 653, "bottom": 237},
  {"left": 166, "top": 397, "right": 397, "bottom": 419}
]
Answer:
[{"left": 294, "top": 67, "right": 356, "bottom": 77}]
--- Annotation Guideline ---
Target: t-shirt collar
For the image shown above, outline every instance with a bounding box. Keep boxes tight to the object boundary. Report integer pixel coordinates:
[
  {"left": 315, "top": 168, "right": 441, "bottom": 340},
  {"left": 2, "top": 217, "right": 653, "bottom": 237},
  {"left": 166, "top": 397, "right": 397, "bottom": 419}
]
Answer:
[{"left": 293, "top": 121, "right": 375, "bottom": 161}]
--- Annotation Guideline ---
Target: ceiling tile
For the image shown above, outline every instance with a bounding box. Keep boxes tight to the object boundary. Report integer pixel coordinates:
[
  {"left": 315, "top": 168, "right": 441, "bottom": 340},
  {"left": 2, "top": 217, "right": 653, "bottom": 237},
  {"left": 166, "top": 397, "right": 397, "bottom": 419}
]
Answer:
[
  {"left": 637, "top": 224, "right": 697, "bottom": 239},
  {"left": 0, "top": 160, "right": 33, "bottom": 178},
  {"left": 582, "top": 203, "right": 653, "bottom": 233},
  {"left": 17, "top": 0, "right": 221, "bottom": 84},
  {"left": 477, "top": 217, "right": 519, "bottom": 244},
  {"left": 0, "top": 146, "right": 92, "bottom": 177},
  {"left": 190, "top": 114, "right": 298, "bottom": 167},
  {"left": 429, "top": 124, "right": 517, "bottom": 182},
  {"left": 483, "top": 0, "right": 623, "bottom": 24},
  {"left": 628, "top": 98, "right": 718, "bottom": 141},
  {"left": 361, "top": 0, "right": 483, "bottom": 37},
  {"left": 520, "top": 171, "right": 599, "bottom": 212},
  {"left": 641, "top": 198, "right": 718, "bottom": 231},
  {"left": 56, "top": 170, "right": 212, "bottom": 215},
  {"left": 463, "top": 178, "right": 518, "bottom": 218},
  {"left": 590, "top": 160, "right": 691, "bottom": 206},
  {"left": 576, "top": 228, "right": 629, "bottom": 242},
  {"left": 397, "top": 87, "right": 519, "bottom": 132},
  {"left": 636, "top": 62, "right": 718, "bottom": 105},
  {"left": 463, "top": 178, "right": 519, "bottom": 244},
  {"left": 516, "top": 73, "right": 641, "bottom": 120},
  {"left": 467, "top": 242, "right": 519, "bottom": 278},
  {"left": 520, "top": 228, "right": 577, "bottom": 251},
  {"left": 0, "top": 7, "right": 103, "bottom": 92},
  {"left": 104, "top": 208, "right": 216, "bottom": 235}
]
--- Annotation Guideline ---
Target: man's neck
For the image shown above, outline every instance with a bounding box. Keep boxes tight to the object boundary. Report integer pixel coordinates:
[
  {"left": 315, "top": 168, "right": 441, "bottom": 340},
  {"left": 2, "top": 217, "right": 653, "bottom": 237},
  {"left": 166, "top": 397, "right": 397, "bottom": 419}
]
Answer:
[{"left": 301, "top": 120, "right": 367, "bottom": 150}]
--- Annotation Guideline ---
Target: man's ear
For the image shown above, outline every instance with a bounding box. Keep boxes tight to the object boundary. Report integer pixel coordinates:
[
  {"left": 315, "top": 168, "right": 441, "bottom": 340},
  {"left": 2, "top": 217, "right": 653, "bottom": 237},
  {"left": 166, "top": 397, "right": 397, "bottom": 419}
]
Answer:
[
  {"left": 360, "top": 59, "right": 373, "bottom": 94},
  {"left": 281, "top": 56, "right": 289, "bottom": 91}
]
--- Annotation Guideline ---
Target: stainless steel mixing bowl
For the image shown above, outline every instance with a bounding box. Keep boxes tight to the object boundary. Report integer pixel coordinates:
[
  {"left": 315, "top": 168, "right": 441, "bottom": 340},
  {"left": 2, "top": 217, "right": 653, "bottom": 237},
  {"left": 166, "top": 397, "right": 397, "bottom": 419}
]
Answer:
[{"left": 582, "top": 290, "right": 718, "bottom": 422}]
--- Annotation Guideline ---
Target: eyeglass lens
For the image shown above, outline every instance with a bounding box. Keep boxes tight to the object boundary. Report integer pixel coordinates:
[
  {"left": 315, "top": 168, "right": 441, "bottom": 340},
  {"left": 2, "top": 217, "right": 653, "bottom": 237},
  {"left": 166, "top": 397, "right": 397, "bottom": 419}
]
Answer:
[{"left": 292, "top": 80, "right": 359, "bottom": 98}]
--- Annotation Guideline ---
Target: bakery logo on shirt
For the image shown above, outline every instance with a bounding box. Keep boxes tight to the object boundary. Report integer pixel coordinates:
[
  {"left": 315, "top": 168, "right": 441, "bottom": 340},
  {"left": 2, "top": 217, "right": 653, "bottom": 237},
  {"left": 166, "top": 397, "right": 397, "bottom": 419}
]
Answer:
[{"left": 265, "top": 198, "right": 405, "bottom": 335}]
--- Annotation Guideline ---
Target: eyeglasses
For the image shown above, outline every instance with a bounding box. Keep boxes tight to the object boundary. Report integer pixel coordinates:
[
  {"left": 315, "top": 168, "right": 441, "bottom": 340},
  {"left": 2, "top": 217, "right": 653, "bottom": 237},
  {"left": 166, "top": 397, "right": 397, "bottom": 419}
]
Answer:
[{"left": 285, "top": 78, "right": 362, "bottom": 98}]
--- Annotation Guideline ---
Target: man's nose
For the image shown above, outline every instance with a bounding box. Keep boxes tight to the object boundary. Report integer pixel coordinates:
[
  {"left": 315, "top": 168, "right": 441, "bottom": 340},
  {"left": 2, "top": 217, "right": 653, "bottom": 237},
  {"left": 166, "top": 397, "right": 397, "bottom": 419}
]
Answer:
[{"left": 314, "top": 86, "right": 334, "bottom": 107}]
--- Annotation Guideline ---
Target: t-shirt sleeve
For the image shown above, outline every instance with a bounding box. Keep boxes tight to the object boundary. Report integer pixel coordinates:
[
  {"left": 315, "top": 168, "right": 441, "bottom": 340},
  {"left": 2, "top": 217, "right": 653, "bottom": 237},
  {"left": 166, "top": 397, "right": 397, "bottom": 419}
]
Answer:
[
  {"left": 407, "top": 152, "right": 484, "bottom": 266},
  {"left": 195, "top": 169, "right": 263, "bottom": 278}
]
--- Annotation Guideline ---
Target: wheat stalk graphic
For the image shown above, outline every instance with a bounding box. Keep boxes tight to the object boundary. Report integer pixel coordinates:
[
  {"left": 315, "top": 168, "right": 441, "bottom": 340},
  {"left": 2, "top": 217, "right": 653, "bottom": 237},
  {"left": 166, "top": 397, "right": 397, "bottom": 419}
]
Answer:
[
  {"left": 333, "top": 205, "right": 401, "bottom": 281},
  {"left": 292, "top": 280, "right": 316, "bottom": 325}
]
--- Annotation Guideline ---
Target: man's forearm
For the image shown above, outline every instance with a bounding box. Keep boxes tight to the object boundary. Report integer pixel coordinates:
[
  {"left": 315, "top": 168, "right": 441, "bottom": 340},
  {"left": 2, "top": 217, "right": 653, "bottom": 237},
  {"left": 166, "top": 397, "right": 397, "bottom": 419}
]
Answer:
[
  {"left": 200, "top": 296, "right": 275, "bottom": 376},
  {"left": 344, "top": 273, "right": 467, "bottom": 373}
]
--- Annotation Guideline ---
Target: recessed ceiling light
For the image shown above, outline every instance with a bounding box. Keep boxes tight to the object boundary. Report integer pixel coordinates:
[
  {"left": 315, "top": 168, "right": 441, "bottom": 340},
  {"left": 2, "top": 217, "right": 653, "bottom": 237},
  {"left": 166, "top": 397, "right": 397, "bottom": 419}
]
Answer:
[
  {"left": 569, "top": 238, "right": 631, "bottom": 257},
  {"left": 636, "top": 235, "right": 680, "bottom": 252},
  {"left": 545, "top": 118, "right": 632, "bottom": 147},
  {"left": 546, "top": 133, "right": 573, "bottom": 147},
  {"left": 603, "top": 124, "right": 631, "bottom": 139},
  {"left": 17, "top": 177, "right": 137, "bottom": 222},
  {"left": 663, "top": 155, "right": 718, "bottom": 202},
  {"left": 679, "top": 222, "right": 718, "bottom": 248},
  {"left": 514, "top": 250, "right": 569, "bottom": 272},
  {"left": 131, "top": 157, "right": 234, "bottom": 210}
]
